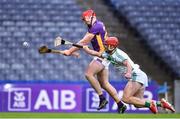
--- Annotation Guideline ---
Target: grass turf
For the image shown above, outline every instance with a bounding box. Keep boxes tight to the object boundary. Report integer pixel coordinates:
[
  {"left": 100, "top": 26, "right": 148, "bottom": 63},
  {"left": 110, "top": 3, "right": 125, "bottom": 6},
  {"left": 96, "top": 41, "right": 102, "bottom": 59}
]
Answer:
[{"left": 0, "top": 113, "right": 180, "bottom": 118}]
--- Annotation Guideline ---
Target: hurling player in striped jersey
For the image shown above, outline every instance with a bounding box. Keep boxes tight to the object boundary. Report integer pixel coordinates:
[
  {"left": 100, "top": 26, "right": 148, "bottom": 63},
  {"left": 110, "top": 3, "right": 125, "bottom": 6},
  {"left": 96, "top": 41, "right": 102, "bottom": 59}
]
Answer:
[{"left": 83, "top": 37, "right": 175, "bottom": 114}]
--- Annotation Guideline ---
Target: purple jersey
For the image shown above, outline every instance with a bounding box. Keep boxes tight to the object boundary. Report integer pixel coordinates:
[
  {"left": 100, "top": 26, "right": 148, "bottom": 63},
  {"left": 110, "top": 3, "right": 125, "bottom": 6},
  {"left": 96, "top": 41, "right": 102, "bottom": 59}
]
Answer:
[{"left": 88, "top": 20, "right": 107, "bottom": 52}]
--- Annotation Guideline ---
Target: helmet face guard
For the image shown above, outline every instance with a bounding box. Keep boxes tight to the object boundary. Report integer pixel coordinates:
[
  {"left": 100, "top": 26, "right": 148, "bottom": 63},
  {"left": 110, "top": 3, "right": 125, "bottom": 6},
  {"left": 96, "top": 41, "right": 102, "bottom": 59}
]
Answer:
[
  {"left": 104, "top": 45, "right": 116, "bottom": 52},
  {"left": 104, "top": 37, "right": 119, "bottom": 52}
]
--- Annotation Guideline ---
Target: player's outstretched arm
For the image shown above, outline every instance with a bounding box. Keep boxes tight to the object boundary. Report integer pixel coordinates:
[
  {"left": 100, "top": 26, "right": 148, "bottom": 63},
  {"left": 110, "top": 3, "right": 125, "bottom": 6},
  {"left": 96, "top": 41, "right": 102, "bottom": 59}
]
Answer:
[
  {"left": 83, "top": 46, "right": 102, "bottom": 57},
  {"left": 64, "top": 32, "right": 94, "bottom": 56}
]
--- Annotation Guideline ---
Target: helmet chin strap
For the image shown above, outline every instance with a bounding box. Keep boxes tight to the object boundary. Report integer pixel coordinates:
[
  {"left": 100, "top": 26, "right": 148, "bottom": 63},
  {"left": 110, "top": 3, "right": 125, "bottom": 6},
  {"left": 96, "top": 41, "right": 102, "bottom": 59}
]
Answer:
[
  {"left": 87, "top": 12, "right": 95, "bottom": 28},
  {"left": 87, "top": 24, "right": 92, "bottom": 28}
]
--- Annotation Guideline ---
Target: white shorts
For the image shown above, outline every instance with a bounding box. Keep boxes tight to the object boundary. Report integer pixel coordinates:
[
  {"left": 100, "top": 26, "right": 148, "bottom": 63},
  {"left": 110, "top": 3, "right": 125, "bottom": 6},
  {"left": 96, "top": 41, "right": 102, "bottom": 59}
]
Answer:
[
  {"left": 93, "top": 57, "right": 110, "bottom": 69},
  {"left": 131, "top": 68, "right": 148, "bottom": 87}
]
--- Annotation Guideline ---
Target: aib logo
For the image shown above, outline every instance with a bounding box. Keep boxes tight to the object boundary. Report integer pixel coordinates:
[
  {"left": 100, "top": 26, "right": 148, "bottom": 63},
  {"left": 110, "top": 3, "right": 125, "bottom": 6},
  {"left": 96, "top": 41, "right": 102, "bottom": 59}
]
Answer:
[
  {"left": 8, "top": 88, "right": 31, "bottom": 111},
  {"left": 86, "top": 88, "right": 109, "bottom": 112}
]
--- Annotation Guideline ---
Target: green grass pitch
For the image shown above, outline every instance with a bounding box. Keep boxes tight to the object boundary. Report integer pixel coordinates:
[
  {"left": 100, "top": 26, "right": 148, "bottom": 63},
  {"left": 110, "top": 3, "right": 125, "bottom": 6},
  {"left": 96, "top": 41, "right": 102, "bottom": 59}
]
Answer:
[{"left": 0, "top": 113, "right": 180, "bottom": 119}]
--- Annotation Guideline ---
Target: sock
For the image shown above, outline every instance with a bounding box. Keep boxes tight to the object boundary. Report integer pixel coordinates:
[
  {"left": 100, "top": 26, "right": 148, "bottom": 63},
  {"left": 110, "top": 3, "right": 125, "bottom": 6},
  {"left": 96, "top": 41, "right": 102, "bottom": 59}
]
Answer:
[
  {"left": 145, "top": 101, "right": 150, "bottom": 107},
  {"left": 99, "top": 94, "right": 105, "bottom": 101},
  {"left": 117, "top": 101, "right": 124, "bottom": 108},
  {"left": 156, "top": 101, "right": 162, "bottom": 107}
]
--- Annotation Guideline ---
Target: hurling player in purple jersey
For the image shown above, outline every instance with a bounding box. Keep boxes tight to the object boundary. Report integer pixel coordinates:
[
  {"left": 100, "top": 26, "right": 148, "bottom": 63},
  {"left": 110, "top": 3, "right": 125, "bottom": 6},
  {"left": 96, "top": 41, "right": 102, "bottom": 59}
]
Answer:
[{"left": 62, "top": 9, "right": 126, "bottom": 113}]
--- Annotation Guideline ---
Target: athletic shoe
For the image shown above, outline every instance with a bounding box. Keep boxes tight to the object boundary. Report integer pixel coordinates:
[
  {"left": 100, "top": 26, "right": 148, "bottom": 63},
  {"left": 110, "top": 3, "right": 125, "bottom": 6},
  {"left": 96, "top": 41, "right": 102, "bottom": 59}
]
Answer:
[
  {"left": 118, "top": 104, "right": 127, "bottom": 114},
  {"left": 97, "top": 99, "right": 108, "bottom": 110},
  {"left": 161, "top": 98, "right": 175, "bottom": 112},
  {"left": 149, "top": 101, "right": 158, "bottom": 114}
]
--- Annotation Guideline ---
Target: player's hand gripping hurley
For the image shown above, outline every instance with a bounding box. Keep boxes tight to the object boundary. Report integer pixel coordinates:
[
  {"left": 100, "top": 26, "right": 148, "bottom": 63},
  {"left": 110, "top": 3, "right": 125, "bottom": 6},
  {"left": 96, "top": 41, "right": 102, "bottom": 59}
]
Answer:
[
  {"left": 38, "top": 36, "right": 84, "bottom": 57},
  {"left": 54, "top": 36, "right": 83, "bottom": 48}
]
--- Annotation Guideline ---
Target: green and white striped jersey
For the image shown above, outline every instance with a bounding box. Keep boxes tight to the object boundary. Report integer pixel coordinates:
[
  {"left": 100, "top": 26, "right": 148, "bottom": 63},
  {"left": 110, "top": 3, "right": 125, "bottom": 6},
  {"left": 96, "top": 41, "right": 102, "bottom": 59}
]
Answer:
[
  {"left": 102, "top": 48, "right": 139, "bottom": 73},
  {"left": 102, "top": 48, "right": 148, "bottom": 87}
]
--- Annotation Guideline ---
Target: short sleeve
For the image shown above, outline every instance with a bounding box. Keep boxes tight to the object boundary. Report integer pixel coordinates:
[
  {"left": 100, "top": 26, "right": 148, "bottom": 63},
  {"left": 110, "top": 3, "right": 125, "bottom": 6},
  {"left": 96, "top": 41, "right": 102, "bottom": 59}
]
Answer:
[
  {"left": 88, "top": 24, "right": 101, "bottom": 35},
  {"left": 115, "top": 51, "right": 127, "bottom": 63}
]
